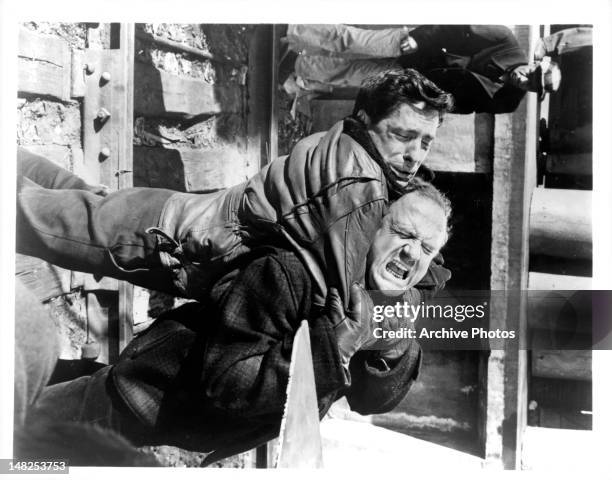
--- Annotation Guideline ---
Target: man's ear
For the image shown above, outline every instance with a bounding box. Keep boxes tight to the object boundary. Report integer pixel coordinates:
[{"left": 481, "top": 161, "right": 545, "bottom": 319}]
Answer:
[{"left": 356, "top": 109, "right": 372, "bottom": 127}]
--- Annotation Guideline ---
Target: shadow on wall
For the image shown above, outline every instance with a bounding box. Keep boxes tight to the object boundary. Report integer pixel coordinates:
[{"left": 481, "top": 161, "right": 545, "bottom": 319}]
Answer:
[{"left": 130, "top": 23, "right": 264, "bottom": 192}]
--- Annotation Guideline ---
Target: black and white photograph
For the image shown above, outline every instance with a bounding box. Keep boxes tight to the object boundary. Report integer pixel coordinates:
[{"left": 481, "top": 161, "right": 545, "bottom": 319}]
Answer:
[{"left": 1, "top": 1, "right": 611, "bottom": 476}]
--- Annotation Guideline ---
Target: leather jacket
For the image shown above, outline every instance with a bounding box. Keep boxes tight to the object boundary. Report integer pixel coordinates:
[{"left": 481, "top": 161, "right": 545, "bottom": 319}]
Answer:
[{"left": 156, "top": 119, "right": 388, "bottom": 306}]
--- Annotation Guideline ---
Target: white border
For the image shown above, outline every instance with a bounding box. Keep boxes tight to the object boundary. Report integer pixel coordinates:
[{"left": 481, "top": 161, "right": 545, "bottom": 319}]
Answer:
[{"left": 1, "top": 1, "right": 611, "bottom": 478}]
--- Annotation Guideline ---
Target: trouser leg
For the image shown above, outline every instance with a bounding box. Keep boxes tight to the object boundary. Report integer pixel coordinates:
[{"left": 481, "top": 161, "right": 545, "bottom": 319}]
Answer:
[
  {"left": 27, "top": 367, "right": 149, "bottom": 444},
  {"left": 16, "top": 176, "right": 179, "bottom": 295},
  {"left": 14, "top": 280, "right": 61, "bottom": 428}
]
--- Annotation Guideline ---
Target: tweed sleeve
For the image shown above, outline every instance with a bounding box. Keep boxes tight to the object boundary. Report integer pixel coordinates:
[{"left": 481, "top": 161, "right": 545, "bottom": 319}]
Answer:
[{"left": 201, "top": 251, "right": 346, "bottom": 419}]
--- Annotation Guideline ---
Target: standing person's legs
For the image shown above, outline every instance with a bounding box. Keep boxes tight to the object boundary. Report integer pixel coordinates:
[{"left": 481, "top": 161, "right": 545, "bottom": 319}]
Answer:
[
  {"left": 16, "top": 177, "right": 179, "bottom": 295},
  {"left": 14, "top": 280, "right": 61, "bottom": 428}
]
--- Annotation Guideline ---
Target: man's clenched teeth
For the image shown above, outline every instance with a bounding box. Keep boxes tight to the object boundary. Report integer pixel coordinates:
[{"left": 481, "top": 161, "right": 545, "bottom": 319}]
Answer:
[{"left": 386, "top": 260, "right": 409, "bottom": 280}]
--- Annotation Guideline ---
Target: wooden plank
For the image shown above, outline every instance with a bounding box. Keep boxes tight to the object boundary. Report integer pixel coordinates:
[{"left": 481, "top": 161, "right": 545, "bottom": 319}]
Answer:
[
  {"left": 15, "top": 254, "right": 71, "bottom": 302},
  {"left": 310, "top": 99, "right": 353, "bottom": 132},
  {"left": 133, "top": 146, "right": 250, "bottom": 191},
  {"left": 373, "top": 351, "right": 478, "bottom": 437},
  {"left": 115, "top": 23, "right": 135, "bottom": 191},
  {"left": 481, "top": 24, "right": 538, "bottom": 472},
  {"left": 133, "top": 62, "right": 242, "bottom": 117},
  {"left": 82, "top": 48, "right": 108, "bottom": 185},
  {"left": 530, "top": 377, "right": 592, "bottom": 410},
  {"left": 246, "top": 25, "right": 276, "bottom": 170},
  {"left": 535, "top": 406, "right": 592, "bottom": 429},
  {"left": 532, "top": 349, "right": 592, "bottom": 381},
  {"left": 116, "top": 23, "right": 136, "bottom": 354},
  {"left": 529, "top": 272, "right": 592, "bottom": 290},
  {"left": 546, "top": 152, "right": 592, "bottom": 176},
  {"left": 268, "top": 25, "right": 281, "bottom": 162},
  {"left": 70, "top": 49, "right": 86, "bottom": 98},
  {"left": 427, "top": 114, "right": 477, "bottom": 173},
  {"left": 527, "top": 290, "right": 592, "bottom": 334},
  {"left": 82, "top": 24, "right": 135, "bottom": 362},
  {"left": 530, "top": 188, "right": 591, "bottom": 259},
  {"left": 18, "top": 28, "right": 71, "bottom": 101}
]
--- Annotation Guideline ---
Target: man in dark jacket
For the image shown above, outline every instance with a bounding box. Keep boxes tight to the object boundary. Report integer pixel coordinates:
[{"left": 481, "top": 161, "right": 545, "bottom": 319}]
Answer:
[
  {"left": 287, "top": 24, "right": 563, "bottom": 114},
  {"left": 26, "top": 182, "right": 450, "bottom": 465},
  {"left": 17, "top": 69, "right": 453, "bottom": 310}
]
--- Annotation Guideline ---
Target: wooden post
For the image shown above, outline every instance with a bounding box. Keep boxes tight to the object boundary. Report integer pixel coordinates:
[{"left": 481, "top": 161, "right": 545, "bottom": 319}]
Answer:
[
  {"left": 481, "top": 25, "right": 539, "bottom": 470},
  {"left": 247, "top": 25, "right": 279, "bottom": 170},
  {"left": 82, "top": 23, "right": 134, "bottom": 363},
  {"left": 248, "top": 24, "right": 282, "bottom": 466},
  {"left": 116, "top": 23, "right": 135, "bottom": 353},
  {"left": 530, "top": 188, "right": 592, "bottom": 259}
]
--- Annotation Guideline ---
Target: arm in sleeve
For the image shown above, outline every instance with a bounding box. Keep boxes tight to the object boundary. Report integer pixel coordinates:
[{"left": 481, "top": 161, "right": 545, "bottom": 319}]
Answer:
[
  {"left": 535, "top": 27, "right": 593, "bottom": 60},
  {"left": 18, "top": 147, "right": 92, "bottom": 190},
  {"left": 201, "top": 252, "right": 346, "bottom": 419},
  {"left": 286, "top": 24, "right": 403, "bottom": 58},
  {"left": 410, "top": 25, "right": 522, "bottom": 57}
]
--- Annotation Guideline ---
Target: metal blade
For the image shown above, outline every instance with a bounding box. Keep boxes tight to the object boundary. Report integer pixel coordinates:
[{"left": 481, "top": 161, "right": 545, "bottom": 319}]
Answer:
[{"left": 276, "top": 320, "right": 324, "bottom": 468}]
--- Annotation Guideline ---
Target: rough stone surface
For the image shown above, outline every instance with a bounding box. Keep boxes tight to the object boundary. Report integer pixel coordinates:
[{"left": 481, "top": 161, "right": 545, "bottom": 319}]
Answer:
[
  {"left": 46, "top": 292, "right": 88, "bottom": 360},
  {"left": 21, "top": 22, "right": 87, "bottom": 50},
  {"left": 135, "top": 24, "right": 252, "bottom": 86},
  {"left": 141, "top": 445, "right": 251, "bottom": 468},
  {"left": 134, "top": 114, "right": 245, "bottom": 149},
  {"left": 17, "top": 99, "right": 81, "bottom": 148}
]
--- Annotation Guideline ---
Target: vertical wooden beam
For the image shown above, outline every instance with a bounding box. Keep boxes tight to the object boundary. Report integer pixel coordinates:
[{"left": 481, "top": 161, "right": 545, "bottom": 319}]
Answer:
[
  {"left": 249, "top": 25, "right": 282, "bottom": 466},
  {"left": 481, "top": 25, "right": 539, "bottom": 469},
  {"left": 116, "top": 23, "right": 135, "bottom": 354},
  {"left": 246, "top": 24, "right": 280, "bottom": 169},
  {"left": 268, "top": 25, "right": 280, "bottom": 163},
  {"left": 82, "top": 23, "right": 134, "bottom": 363}
]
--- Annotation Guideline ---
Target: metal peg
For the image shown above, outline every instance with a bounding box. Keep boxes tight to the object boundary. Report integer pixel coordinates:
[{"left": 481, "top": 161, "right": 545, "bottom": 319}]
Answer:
[
  {"left": 100, "top": 147, "right": 111, "bottom": 159},
  {"left": 96, "top": 108, "right": 111, "bottom": 123},
  {"left": 100, "top": 71, "right": 111, "bottom": 83},
  {"left": 85, "top": 63, "right": 96, "bottom": 75}
]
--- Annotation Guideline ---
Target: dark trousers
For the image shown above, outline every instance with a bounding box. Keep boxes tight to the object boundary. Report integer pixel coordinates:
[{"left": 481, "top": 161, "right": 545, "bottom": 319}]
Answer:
[{"left": 16, "top": 177, "right": 181, "bottom": 295}]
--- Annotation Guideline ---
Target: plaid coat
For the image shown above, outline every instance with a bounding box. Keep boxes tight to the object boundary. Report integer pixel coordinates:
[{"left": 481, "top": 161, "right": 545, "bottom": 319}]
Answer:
[{"left": 110, "top": 247, "right": 421, "bottom": 464}]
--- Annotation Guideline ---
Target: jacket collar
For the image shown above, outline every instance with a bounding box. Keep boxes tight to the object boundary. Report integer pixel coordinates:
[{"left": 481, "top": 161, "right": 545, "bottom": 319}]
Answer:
[{"left": 342, "top": 116, "right": 406, "bottom": 201}]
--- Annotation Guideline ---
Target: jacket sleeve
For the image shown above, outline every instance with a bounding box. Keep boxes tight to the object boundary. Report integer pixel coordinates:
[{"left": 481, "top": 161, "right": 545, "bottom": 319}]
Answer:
[
  {"left": 201, "top": 252, "right": 346, "bottom": 420},
  {"left": 409, "top": 25, "right": 520, "bottom": 57},
  {"left": 18, "top": 147, "right": 91, "bottom": 190},
  {"left": 344, "top": 339, "right": 422, "bottom": 415},
  {"left": 535, "top": 27, "right": 592, "bottom": 59},
  {"left": 286, "top": 24, "right": 403, "bottom": 58}
]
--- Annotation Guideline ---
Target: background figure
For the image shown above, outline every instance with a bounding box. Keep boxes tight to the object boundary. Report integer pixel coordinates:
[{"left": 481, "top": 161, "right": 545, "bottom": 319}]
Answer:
[
  {"left": 14, "top": 280, "right": 60, "bottom": 428},
  {"left": 13, "top": 279, "right": 158, "bottom": 466},
  {"left": 284, "top": 25, "right": 591, "bottom": 114}
]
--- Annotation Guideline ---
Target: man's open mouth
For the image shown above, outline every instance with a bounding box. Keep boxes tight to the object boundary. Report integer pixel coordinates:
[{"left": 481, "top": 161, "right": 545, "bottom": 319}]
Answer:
[{"left": 386, "top": 260, "right": 410, "bottom": 280}]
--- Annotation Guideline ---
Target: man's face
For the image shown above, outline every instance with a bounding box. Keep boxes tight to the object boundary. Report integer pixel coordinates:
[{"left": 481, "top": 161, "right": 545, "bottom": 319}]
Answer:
[
  {"left": 365, "top": 102, "right": 440, "bottom": 183},
  {"left": 366, "top": 191, "right": 447, "bottom": 295}
]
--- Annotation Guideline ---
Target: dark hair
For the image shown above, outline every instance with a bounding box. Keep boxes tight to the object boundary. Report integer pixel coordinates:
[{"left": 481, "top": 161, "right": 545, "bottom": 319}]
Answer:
[{"left": 353, "top": 68, "right": 455, "bottom": 124}]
